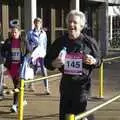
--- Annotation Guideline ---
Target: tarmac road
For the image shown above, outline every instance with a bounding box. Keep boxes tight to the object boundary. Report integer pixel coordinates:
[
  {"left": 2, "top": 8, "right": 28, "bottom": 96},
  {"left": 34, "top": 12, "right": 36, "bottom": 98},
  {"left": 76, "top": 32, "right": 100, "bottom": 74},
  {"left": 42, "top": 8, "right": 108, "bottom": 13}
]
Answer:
[
  {"left": 0, "top": 72, "right": 60, "bottom": 120},
  {"left": 1, "top": 60, "right": 120, "bottom": 120}
]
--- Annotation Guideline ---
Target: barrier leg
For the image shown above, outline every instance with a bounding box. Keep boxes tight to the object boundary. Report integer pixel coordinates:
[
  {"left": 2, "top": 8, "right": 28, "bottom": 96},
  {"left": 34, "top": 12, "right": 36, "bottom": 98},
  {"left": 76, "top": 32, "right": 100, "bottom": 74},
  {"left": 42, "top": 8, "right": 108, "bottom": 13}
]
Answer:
[
  {"left": 18, "top": 79, "right": 25, "bottom": 120},
  {"left": 99, "top": 62, "right": 104, "bottom": 98},
  {"left": 66, "top": 114, "right": 75, "bottom": 120}
]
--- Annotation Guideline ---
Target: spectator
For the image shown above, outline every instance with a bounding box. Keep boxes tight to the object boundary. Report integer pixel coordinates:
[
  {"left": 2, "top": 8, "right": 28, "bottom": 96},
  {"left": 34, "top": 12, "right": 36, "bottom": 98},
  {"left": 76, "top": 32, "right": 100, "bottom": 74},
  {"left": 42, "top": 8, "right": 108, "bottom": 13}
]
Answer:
[
  {"left": 44, "top": 10, "right": 101, "bottom": 120},
  {"left": 0, "top": 22, "right": 3, "bottom": 42},
  {"left": 1, "top": 24, "right": 27, "bottom": 112},
  {"left": 25, "top": 17, "right": 50, "bottom": 95},
  {"left": 0, "top": 22, "right": 4, "bottom": 100}
]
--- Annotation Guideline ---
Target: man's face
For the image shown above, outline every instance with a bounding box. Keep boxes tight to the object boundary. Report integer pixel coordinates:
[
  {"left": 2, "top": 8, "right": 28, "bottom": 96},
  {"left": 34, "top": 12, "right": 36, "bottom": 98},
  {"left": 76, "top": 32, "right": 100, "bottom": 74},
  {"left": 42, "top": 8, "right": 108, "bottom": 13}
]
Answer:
[
  {"left": 68, "top": 15, "right": 83, "bottom": 40},
  {"left": 11, "top": 28, "right": 20, "bottom": 39},
  {"left": 34, "top": 20, "right": 42, "bottom": 30}
]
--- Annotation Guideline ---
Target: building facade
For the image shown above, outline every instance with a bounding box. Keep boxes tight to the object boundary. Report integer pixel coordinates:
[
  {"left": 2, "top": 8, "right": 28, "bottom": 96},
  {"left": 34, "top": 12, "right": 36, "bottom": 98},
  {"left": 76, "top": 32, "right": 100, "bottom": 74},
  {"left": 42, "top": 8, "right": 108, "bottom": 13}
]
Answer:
[{"left": 1, "top": 0, "right": 120, "bottom": 56}]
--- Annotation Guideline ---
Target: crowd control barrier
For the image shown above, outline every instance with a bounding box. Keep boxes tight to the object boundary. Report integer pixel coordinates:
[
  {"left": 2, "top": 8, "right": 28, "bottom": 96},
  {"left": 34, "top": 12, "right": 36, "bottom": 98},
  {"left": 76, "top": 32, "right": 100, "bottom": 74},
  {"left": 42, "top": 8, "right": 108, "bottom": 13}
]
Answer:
[
  {"left": 67, "top": 56, "right": 120, "bottom": 120},
  {"left": 66, "top": 93, "right": 120, "bottom": 120},
  {"left": 17, "top": 56, "right": 120, "bottom": 120},
  {"left": 18, "top": 73, "right": 61, "bottom": 120},
  {"left": 98, "top": 56, "right": 120, "bottom": 98}
]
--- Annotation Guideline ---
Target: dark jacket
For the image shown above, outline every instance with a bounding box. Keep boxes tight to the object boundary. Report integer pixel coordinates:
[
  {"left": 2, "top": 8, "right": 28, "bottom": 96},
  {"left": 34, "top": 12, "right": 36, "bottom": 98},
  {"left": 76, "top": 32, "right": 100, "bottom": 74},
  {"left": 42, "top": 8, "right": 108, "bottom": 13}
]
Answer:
[
  {"left": 1, "top": 36, "right": 27, "bottom": 69},
  {"left": 44, "top": 33, "right": 101, "bottom": 78}
]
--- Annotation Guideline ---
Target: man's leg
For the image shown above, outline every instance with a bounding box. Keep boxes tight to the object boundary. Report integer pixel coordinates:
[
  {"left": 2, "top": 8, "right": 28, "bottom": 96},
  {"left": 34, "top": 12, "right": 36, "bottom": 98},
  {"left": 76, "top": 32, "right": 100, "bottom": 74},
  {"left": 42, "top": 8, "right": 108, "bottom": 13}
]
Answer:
[{"left": 10, "top": 78, "right": 19, "bottom": 113}]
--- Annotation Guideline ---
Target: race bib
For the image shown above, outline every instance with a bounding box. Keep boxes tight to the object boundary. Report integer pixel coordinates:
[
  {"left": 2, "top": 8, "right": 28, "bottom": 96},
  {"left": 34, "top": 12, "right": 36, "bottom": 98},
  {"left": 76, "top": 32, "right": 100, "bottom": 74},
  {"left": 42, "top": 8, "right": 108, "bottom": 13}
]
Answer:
[
  {"left": 64, "top": 52, "right": 83, "bottom": 75},
  {"left": 12, "top": 48, "right": 20, "bottom": 61}
]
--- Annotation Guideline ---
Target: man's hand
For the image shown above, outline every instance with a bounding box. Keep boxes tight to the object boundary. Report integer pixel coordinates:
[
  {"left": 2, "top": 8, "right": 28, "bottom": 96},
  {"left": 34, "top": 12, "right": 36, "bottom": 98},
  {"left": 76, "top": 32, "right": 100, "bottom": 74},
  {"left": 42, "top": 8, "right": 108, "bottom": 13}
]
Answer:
[
  {"left": 52, "top": 57, "right": 63, "bottom": 68},
  {"left": 84, "top": 54, "right": 96, "bottom": 65}
]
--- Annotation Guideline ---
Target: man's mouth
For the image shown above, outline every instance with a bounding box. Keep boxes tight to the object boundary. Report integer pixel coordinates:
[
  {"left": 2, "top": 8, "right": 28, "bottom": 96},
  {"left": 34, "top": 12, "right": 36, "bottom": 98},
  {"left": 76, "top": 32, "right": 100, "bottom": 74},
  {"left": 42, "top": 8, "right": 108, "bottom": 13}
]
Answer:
[{"left": 69, "top": 28, "right": 75, "bottom": 31}]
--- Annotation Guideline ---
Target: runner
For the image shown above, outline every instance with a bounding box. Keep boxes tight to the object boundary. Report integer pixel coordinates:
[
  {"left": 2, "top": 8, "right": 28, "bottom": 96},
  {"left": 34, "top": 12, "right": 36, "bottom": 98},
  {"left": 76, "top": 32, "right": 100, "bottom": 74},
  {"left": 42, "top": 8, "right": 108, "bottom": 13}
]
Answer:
[
  {"left": 44, "top": 10, "right": 101, "bottom": 120},
  {"left": 1, "top": 23, "right": 27, "bottom": 112},
  {"left": 0, "top": 22, "right": 4, "bottom": 100}
]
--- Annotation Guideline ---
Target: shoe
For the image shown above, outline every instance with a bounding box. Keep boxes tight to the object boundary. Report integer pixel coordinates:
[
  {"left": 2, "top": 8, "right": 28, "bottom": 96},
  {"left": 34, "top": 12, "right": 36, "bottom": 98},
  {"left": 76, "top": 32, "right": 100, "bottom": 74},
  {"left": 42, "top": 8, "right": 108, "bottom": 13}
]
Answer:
[
  {"left": 23, "top": 100, "right": 27, "bottom": 106},
  {"left": 10, "top": 104, "right": 17, "bottom": 113},
  {"left": 44, "top": 90, "right": 51, "bottom": 95}
]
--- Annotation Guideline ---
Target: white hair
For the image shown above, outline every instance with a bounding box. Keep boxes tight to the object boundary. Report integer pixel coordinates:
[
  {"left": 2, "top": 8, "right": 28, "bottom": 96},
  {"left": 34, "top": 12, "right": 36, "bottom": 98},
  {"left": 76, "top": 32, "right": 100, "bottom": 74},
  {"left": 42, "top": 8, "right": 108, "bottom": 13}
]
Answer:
[{"left": 66, "top": 10, "right": 86, "bottom": 29}]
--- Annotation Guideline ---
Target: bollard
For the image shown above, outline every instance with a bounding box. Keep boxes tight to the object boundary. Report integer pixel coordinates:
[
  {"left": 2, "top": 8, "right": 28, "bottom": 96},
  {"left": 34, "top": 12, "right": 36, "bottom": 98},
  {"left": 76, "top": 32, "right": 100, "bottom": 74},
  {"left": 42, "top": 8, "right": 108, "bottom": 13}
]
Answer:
[
  {"left": 18, "top": 79, "right": 25, "bottom": 120},
  {"left": 66, "top": 114, "right": 75, "bottom": 120},
  {"left": 98, "top": 62, "right": 104, "bottom": 98}
]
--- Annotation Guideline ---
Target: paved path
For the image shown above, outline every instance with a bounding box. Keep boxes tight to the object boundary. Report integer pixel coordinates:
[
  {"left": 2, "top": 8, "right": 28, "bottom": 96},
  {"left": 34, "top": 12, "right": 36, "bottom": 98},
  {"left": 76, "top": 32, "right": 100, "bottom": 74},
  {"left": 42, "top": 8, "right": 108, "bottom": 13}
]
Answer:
[{"left": 0, "top": 60, "right": 120, "bottom": 120}]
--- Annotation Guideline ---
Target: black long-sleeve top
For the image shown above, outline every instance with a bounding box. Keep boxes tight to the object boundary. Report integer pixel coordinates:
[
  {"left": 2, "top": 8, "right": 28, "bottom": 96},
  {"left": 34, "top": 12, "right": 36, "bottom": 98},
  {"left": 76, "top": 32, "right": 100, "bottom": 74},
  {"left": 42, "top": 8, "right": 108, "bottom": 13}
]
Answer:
[{"left": 44, "top": 33, "right": 101, "bottom": 80}]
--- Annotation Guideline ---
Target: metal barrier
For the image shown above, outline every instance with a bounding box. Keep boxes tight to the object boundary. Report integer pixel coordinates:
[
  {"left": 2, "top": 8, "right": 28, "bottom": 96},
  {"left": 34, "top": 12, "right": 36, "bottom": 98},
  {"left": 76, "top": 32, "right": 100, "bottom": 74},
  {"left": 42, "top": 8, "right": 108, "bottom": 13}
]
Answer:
[
  {"left": 18, "top": 73, "right": 61, "bottom": 120},
  {"left": 67, "top": 56, "right": 120, "bottom": 120},
  {"left": 18, "top": 56, "right": 120, "bottom": 120},
  {"left": 66, "top": 93, "right": 120, "bottom": 120},
  {"left": 98, "top": 56, "right": 120, "bottom": 98}
]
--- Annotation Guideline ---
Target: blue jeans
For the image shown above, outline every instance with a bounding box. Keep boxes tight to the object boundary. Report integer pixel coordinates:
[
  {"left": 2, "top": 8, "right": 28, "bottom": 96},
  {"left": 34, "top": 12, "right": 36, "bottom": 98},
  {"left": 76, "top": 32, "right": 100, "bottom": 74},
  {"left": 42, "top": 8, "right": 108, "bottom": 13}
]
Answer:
[{"left": 34, "top": 58, "right": 48, "bottom": 89}]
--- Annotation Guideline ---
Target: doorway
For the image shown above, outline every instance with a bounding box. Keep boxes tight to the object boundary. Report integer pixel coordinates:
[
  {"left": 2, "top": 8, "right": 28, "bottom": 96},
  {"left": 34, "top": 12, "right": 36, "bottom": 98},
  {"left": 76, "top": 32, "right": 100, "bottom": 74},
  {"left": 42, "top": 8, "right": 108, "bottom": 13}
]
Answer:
[{"left": 37, "top": 0, "right": 69, "bottom": 44}]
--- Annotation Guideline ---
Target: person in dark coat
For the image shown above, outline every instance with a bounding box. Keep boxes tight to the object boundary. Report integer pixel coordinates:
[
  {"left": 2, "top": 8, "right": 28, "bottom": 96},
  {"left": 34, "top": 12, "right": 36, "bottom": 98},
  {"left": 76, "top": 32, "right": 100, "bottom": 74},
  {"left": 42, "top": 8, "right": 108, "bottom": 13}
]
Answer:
[
  {"left": 0, "top": 22, "right": 4, "bottom": 100},
  {"left": 1, "top": 25, "right": 27, "bottom": 112},
  {"left": 44, "top": 10, "right": 101, "bottom": 120}
]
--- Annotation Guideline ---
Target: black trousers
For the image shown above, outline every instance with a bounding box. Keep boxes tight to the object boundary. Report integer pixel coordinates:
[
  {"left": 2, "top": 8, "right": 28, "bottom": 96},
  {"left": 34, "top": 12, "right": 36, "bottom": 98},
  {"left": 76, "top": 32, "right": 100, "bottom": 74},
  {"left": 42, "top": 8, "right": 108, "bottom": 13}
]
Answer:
[{"left": 59, "top": 76, "right": 89, "bottom": 120}]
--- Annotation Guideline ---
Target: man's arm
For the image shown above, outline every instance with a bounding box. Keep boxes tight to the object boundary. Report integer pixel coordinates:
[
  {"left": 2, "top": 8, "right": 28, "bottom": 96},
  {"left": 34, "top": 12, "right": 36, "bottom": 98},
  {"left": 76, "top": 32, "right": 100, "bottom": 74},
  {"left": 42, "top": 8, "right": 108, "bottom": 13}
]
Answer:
[{"left": 44, "top": 38, "right": 62, "bottom": 70}]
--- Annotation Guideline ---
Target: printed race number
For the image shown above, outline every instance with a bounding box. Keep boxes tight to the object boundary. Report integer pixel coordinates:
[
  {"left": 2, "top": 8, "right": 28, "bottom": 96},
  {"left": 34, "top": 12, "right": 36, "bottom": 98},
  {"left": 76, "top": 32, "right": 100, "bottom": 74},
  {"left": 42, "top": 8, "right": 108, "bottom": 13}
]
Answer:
[
  {"left": 64, "top": 53, "right": 83, "bottom": 75},
  {"left": 66, "top": 60, "right": 81, "bottom": 68}
]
